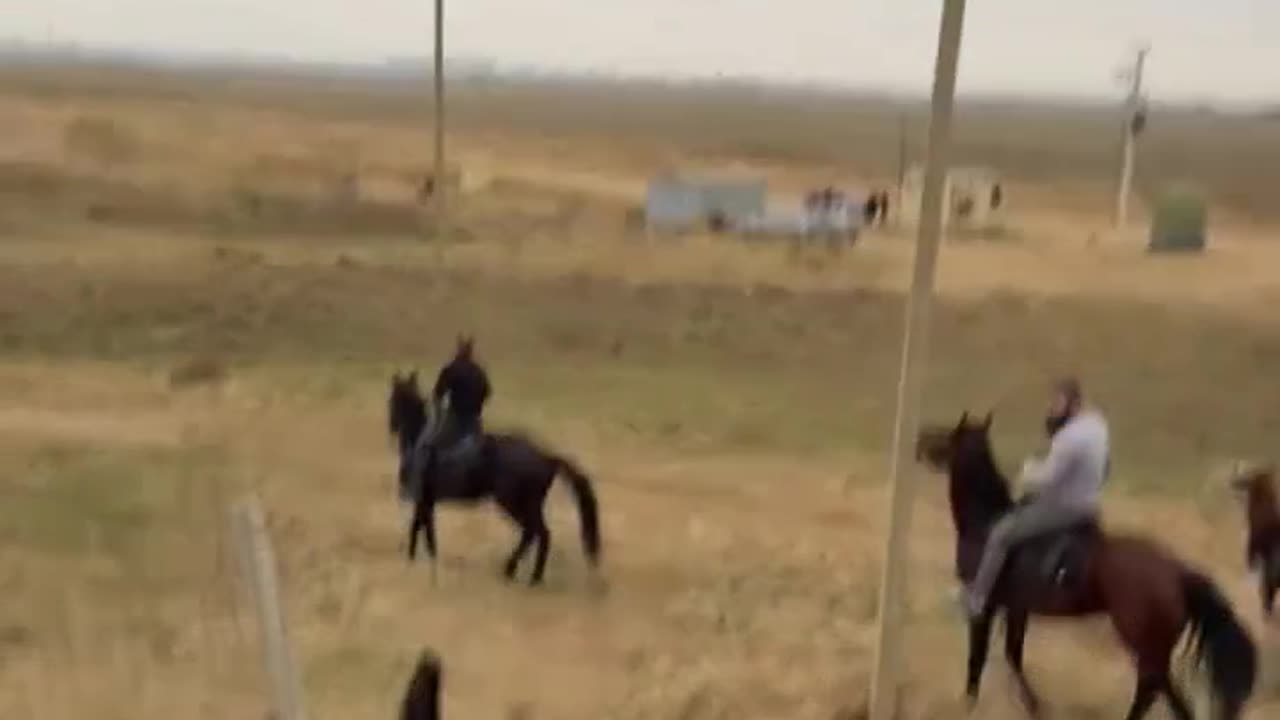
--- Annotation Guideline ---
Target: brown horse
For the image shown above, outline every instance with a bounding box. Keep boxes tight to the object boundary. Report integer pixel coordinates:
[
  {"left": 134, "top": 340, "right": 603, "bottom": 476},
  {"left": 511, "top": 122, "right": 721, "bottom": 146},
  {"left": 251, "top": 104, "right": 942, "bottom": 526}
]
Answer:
[
  {"left": 1231, "top": 462, "right": 1280, "bottom": 617},
  {"left": 916, "top": 413, "right": 1257, "bottom": 720}
]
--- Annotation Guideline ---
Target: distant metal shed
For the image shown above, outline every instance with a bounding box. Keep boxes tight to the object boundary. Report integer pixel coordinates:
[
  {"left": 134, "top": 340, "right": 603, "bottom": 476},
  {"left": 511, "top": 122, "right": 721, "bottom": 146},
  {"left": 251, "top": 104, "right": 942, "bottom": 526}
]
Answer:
[
  {"left": 1148, "top": 187, "right": 1208, "bottom": 253},
  {"left": 645, "top": 173, "right": 767, "bottom": 232}
]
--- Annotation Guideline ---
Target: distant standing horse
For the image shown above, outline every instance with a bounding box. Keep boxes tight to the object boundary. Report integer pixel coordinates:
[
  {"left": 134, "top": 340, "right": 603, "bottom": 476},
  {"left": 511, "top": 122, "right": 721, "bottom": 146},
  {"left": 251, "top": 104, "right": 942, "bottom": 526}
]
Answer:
[
  {"left": 388, "top": 372, "right": 601, "bottom": 585},
  {"left": 916, "top": 413, "right": 1256, "bottom": 720},
  {"left": 1230, "top": 462, "right": 1280, "bottom": 617}
]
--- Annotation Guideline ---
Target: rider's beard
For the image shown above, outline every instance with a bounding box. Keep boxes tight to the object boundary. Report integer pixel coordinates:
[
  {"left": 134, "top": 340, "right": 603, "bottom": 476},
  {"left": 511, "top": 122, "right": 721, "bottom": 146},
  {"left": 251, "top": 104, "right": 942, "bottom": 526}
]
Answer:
[{"left": 1044, "top": 411, "right": 1071, "bottom": 438}]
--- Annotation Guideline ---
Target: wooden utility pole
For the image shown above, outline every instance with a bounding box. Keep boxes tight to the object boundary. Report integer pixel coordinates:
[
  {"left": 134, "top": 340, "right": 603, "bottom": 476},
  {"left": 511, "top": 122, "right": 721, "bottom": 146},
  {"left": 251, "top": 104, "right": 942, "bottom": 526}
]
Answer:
[
  {"left": 1114, "top": 45, "right": 1149, "bottom": 228},
  {"left": 867, "top": 1, "right": 968, "bottom": 719},
  {"left": 432, "top": 0, "right": 447, "bottom": 224}
]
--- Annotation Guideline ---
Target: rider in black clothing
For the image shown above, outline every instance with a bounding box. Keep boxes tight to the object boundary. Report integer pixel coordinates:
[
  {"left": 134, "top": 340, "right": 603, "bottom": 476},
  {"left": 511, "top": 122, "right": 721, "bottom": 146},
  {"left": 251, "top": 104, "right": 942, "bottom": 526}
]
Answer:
[{"left": 422, "top": 335, "right": 492, "bottom": 485}]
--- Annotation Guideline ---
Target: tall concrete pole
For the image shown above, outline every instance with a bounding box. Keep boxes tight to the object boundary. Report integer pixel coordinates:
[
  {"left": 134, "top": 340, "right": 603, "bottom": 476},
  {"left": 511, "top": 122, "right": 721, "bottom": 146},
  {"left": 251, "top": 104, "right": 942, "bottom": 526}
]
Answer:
[
  {"left": 432, "top": 0, "right": 446, "bottom": 223},
  {"left": 867, "top": 1, "right": 968, "bottom": 719},
  {"left": 1114, "top": 46, "right": 1148, "bottom": 228}
]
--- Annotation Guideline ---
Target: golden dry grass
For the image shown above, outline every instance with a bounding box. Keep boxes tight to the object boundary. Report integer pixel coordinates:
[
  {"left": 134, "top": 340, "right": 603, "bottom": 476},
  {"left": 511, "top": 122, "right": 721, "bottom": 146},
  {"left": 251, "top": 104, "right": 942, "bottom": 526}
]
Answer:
[{"left": 1, "top": 63, "right": 1278, "bottom": 719}]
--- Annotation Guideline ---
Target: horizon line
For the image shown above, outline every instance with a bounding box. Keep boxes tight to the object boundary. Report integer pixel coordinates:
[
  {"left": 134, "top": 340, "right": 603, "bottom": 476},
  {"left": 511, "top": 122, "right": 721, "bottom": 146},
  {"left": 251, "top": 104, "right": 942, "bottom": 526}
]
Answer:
[{"left": 0, "top": 38, "right": 1275, "bottom": 113}]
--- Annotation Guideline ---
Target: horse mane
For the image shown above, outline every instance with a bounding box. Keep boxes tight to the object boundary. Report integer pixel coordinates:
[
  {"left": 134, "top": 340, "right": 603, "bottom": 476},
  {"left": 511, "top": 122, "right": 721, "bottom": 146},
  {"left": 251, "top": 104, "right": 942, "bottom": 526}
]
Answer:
[
  {"left": 950, "top": 427, "right": 1015, "bottom": 535},
  {"left": 1244, "top": 469, "right": 1280, "bottom": 536},
  {"left": 391, "top": 380, "right": 429, "bottom": 441}
]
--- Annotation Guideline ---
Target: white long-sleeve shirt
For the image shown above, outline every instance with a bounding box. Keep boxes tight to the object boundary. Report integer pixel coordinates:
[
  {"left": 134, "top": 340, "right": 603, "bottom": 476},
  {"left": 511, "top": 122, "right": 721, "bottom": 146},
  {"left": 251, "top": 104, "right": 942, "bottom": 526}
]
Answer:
[{"left": 1019, "top": 409, "right": 1110, "bottom": 512}]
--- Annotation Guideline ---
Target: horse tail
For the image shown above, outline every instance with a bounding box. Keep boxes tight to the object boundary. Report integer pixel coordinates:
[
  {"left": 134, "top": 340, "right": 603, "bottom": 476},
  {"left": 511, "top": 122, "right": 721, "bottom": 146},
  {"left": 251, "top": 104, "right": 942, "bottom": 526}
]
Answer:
[
  {"left": 1181, "top": 571, "right": 1256, "bottom": 720},
  {"left": 554, "top": 456, "right": 601, "bottom": 564}
]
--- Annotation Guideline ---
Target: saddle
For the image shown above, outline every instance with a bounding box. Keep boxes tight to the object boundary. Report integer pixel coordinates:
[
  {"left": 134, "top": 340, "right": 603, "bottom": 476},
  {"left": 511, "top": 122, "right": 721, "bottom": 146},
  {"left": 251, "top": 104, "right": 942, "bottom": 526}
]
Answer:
[
  {"left": 428, "top": 431, "right": 489, "bottom": 499},
  {"left": 1008, "top": 517, "right": 1101, "bottom": 596},
  {"left": 437, "top": 432, "right": 481, "bottom": 472}
]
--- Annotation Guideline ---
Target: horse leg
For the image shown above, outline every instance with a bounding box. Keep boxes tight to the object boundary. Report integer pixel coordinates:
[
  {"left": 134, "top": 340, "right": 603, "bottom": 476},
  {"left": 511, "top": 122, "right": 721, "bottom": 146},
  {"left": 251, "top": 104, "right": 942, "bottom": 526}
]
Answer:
[
  {"left": 406, "top": 506, "right": 421, "bottom": 562},
  {"left": 503, "top": 523, "right": 536, "bottom": 582},
  {"left": 494, "top": 495, "right": 535, "bottom": 582},
  {"left": 529, "top": 511, "right": 551, "bottom": 586},
  {"left": 1158, "top": 676, "right": 1193, "bottom": 720},
  {"left": 965, "top": 611, "right": 996, "bottom": 709},
  {"left": 1003, "top": 608, "right": 1042, "bottom": 718},
  {"left": 406, "top": 494, "right": 436, "bottom": 561},
  {"left": 1122, "top": 675, "right": 1162, "bottom": 720},
  {"left": 419, "top": 500, "right": 438, "bottom": 582},
  {"left": 1121, "top": 636, "right": 1176, "bottom": 720},
  {"left": 1262, "top": 571, "right": 1276, "bottom": 618}
]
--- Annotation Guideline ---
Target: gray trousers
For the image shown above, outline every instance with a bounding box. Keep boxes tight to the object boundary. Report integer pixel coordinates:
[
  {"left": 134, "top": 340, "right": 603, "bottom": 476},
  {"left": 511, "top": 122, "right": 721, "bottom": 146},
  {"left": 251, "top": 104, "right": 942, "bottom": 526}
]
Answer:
[{"left": 969, "top": 500, "right": 1095, "bottom": 605}]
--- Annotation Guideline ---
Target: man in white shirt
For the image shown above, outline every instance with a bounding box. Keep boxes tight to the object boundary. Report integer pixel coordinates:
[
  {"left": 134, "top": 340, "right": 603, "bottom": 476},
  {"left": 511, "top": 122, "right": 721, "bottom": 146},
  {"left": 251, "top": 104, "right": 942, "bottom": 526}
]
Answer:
[{"left": 964, "top": 377, "right": 1111, "bottom": 618}]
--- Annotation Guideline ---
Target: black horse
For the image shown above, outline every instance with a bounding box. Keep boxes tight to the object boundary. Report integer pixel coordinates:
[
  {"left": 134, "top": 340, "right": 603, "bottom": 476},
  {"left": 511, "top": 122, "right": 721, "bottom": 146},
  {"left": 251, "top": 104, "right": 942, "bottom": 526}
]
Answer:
[{"left": 388, "top": 371, "right": 601, "bottom": 585}]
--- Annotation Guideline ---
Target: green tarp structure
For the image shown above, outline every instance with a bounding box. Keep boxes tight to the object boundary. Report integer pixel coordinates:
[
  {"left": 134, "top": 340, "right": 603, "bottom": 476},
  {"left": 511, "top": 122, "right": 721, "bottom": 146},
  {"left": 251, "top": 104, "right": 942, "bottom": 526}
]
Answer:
[{"left": 1148, "top": 187, "right": 1208, "bottom": 253}]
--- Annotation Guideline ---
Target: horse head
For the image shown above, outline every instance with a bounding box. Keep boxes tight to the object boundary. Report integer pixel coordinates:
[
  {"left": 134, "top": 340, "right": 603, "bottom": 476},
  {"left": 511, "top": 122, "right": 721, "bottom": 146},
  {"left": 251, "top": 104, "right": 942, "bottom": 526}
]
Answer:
[
  {"left": 1229, "top": 460, "right": 1278, "bottom": 510},
  {"left": 916, "top": 411, "right": 994, "bottom": 472},
  {"left": 389, "top": 370, "right": 425, "bottom": 439},
  {"left": 917, "top": 411, "right": 1013, "bottom": 529}
]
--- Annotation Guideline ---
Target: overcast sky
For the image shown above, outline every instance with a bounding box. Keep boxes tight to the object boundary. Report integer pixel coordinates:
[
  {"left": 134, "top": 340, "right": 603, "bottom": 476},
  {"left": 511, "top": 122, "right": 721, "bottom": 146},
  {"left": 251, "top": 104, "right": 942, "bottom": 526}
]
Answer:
[{"left": 11, "top": 1, "right": 1279, "bottom": 104}]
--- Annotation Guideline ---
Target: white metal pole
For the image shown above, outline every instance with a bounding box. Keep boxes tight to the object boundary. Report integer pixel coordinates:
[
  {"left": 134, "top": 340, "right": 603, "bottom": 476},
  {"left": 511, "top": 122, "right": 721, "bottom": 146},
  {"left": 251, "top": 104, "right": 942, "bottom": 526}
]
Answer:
[
  {"left": 432, "top": 0, "right": 447, "bottom": 222},
  {"left": 1116, "top": 133, "right": 1135, "bottom": 226},
  {"left": 867, "top": 2, "right": 968, "bottom": 719}
]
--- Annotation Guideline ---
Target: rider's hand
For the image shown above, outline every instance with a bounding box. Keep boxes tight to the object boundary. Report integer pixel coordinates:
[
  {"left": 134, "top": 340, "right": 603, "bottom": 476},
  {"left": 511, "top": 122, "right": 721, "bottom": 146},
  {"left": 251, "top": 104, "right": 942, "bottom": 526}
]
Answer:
[{"left": 1019, "top": 457, "right": 1042, "bottom": 486}]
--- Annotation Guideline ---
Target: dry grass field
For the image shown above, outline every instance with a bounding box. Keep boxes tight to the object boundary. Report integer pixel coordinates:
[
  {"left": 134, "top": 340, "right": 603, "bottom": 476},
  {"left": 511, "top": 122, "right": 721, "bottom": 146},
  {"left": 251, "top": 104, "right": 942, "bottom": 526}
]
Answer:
[{"left": 0, "top": 61, "right": 1278, "bottom": 719}]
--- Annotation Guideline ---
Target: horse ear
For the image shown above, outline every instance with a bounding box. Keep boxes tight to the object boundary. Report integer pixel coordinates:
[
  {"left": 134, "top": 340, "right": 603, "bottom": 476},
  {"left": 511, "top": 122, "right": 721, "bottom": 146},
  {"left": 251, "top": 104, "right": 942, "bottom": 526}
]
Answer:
[
  {"left": 408, "top": 370, "right": 418, "bottom": 385},
  {"left": 958, "top": 411, "right": 969, "bottom": 428},
  {"left": 981, "top": 412, "right": 993, "bottom": 430}
]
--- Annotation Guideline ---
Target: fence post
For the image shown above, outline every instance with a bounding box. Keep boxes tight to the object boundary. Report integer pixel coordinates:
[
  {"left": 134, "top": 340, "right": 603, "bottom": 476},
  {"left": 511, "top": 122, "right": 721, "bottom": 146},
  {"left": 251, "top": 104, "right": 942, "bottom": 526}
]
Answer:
[{"left": 230, "top": 495, "right": 309, "bottom": 720}]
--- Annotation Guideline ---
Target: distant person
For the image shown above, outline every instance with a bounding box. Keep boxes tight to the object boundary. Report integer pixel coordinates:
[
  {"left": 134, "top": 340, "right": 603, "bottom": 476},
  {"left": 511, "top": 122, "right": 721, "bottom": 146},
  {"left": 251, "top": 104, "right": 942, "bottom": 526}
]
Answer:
[
  {"left": 991, "top": 183, "right": 1004, "bottom": 210},
  {"left": 418, "top": 174, "right": 436, "bottom": 203},
  {"left": 863, "top": 193, "right": 880, "bottom": 228},
  {"left": 878, "top": 190, "right": 892, "bottom": 226}
]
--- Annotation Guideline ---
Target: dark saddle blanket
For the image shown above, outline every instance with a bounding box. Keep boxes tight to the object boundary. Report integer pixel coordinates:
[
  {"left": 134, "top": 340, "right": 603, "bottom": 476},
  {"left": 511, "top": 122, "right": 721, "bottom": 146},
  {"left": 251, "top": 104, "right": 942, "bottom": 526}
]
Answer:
[
  {"left": 429, "top": 432, "right": 488, "bottom": 497},
  {"left": 437, "top": 432, "right": 482, "bottom": 469},
  {"left": 1007, "top": 518, "right": 1101, "bottom": 596}
]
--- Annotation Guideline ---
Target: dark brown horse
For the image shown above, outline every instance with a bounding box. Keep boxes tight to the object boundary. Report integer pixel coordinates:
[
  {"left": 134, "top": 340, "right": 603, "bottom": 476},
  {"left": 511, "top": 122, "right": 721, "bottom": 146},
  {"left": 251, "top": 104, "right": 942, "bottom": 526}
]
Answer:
[
  {"left": 916, "top": 412, "right": 1257, "bottom": 720},
  {"left": 1231, "top": 462, "right": 1280, "bottom": 617},
  {"left": 388, "top": 372, "right": 601, "bottom": 586}
]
